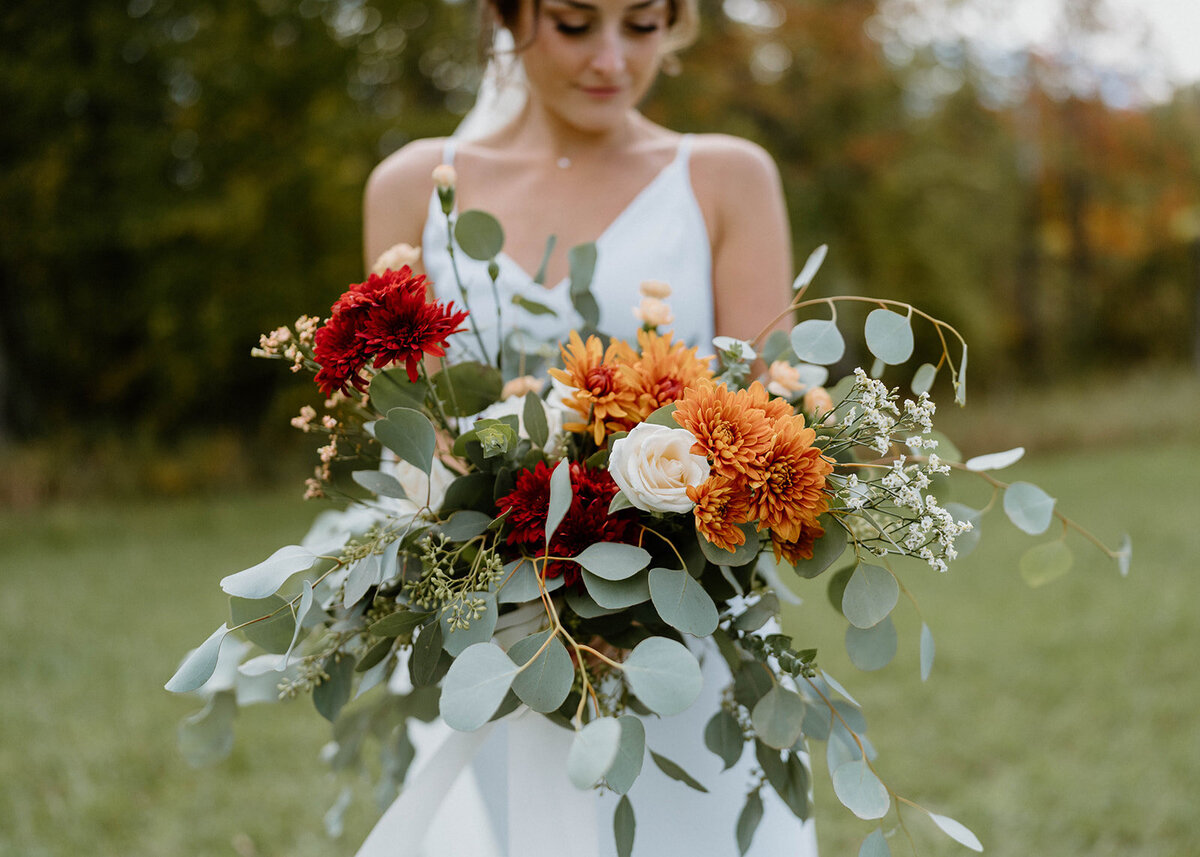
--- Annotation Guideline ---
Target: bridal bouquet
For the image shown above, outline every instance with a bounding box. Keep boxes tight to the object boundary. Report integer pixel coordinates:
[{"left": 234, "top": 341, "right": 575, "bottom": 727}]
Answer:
[{"left": 167, "top": 169, "right": 1130, "bottom": 857}]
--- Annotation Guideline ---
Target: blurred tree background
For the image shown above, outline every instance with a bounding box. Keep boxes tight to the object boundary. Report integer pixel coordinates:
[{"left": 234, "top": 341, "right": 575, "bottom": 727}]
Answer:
[{"left": 2, "top": 0, "right": 1198, "bottom": 499}]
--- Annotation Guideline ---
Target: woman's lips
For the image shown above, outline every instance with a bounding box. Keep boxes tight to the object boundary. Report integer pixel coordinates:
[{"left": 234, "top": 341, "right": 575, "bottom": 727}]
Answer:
[{"left": 580, "top": 85, "right": 622, "bottom": 99}]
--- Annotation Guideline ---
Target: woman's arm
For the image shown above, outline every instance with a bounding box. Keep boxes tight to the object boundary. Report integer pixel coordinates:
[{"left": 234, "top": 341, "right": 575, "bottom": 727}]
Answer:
[
  {"left": 690, "top": 135, "right": 794, "bottom": 344},
  {"left": 362, "top": 137, "right": 448, "bottom": 275}
]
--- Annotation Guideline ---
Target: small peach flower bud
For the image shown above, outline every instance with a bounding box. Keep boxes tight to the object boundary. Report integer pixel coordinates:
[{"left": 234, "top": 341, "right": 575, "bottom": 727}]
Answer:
[
  {"left": 371, "top": 242, "right": 422, "bottom": 275},
  {"left": 766, "top": 360, "right": 805, "bottom": 398},
  {"left": 639, "top": 279, "right": 672, "bottom": 299},
  {"left": 803, "top": 386, "right": 835, "bottom": 422},
  {"left": 501, "top": 375, "right": 547, "bottom": 400},
  {"left": 633, "top": 297, "right": 674, "bottom": 328},
  {"left": 431, "top": 164, "right": 457, "bottom": 190}
]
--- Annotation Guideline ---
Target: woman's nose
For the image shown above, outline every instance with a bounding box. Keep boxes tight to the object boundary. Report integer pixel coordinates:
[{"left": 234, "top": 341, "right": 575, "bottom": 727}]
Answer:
[{"left": 589, "top": 27, "right": 627, "bottom": 76}]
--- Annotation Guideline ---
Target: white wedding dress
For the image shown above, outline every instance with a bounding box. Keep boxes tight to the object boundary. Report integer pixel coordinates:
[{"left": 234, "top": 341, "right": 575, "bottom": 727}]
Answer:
[{"left": 358, "top": 137, "right": 819, "bottom": 857}]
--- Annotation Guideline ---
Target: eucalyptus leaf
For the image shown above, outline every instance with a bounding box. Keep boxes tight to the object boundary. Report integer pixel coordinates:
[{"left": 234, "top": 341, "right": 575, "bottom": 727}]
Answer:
[
  {"left": 565, "top": 586, "right": 620, "bottom": 618},
  {"left": 546, "top": 459, "right": 572, "bottom": 543},
  {"left": 573, "top": 542, "right": 651, "bottom": 581},
  {"left": 842, "top": 564, "right": 899, "bottom": 629},
  {"left": 697, "top": 523, "right": 759, "bottom": 567},
  {"left": 439, "top": 592, "right": 498, "bottom": 656},
  {"left": 733, "top": 662, "right": 774, "bottom": 709},
  {"left": 751, "top": 686, "right": 807, "bottom": 749},
  {"left": 704, "top": 710, "right": 745, "bottom": 770},
  {"left": 606, "top": 715, "right": 647, "bottom": 795},
  {"left": 845, "top": 616, "right": 898, "bottom": 671},
  {"left": 165, "top": 624, "right": 230, "bottom": 693},
  {"left": 369, "top": 369, "right": 429, "bottom": 414},
  {"left": 522, "top": 393, "right": 550, "bottom": 447},
  {"left": 955, "top": 343, "right": 968, "bottom": 405},
  {"left": 229, "top": 595, "right": 293, "bottom": 654},
  {"left": 454, "top": 209, "right": 505, "bottom": 260},
  {"left": 864, "top": 309, "right": 914, "bottom": 365},
  {"left": 1019, "top": 540, "right": 1073, "bottom": 587},
  {"left": 573, "top": 291, "right": 600, "bottom": 329},
  {"left": 343, "top": 553, "right": 382, "bottom": 608},
  {"left": 567, "top": 717, "right": 622, "bottom": 789},
  {"left": 509, "top": 630, "right": 574, "bottom": 713},
  {"left": 568, "top": 242, "right": 598, "bottom": 295},
  {"left": 859, "top": 829, "right": 892, "bottom": 857},
  {"left": 1003, "top": 481, "right": 1056, "bottom": 535},
  {"left": 623, "top": 637, "right": 702, "bottom": 716},
  {"left": 911, "top": 363, "right": 937, "bottom": 396},
  {"left": 644, "top": 403, "right": 679, "bottom": 427},
  {"left": 965, "top": 446, "right": 1026, "bottom": 471},
  {"left": 370, "top": 609, "right": 431, "bottom": 638},
  {"left": 178, "top": 691, "right": 237, "bottom": 767},
  {"left": 439, "top": 510, "right": 493, "bottom": 541},
  {"left": 793, "top": 244, "right": 828, "bottom": 291},
  {"left": 582, "top": 569, "right": 651, "bottom": 609},
  {"left": 1116, "top": 533, "right": 1132, "bottom": 577},
  {"left": 497, "top": 559, "right": 563, "bottom": 603},
  {"left": 736, "top": 791, "right": 764, "bottom": 856},
  {"left": 614, "top": 794, "right": 636, "bottom": 857},
  {"left": 648, "top": 567, "right": 719, "bottom": 636},
  {"left": 790, "top": 319, "right": 845, "bottom": 365},
  {"left": 281, "top": 580, "right": 316, "bottom": 669},
  {"left": 433, "top": 362, "right": 504, "bottom": 417},
  {"left": 608, "top": 491, "right": 634, "bottom": 514},
  {"left": 920, "top": 623, "right": 935, "bottom": 682},
  {"left": 648, "top": 750, "right": 708, "bottom": 792},
  {"left": 928, "top": 812, "right": 984, "bottom": 852},
  {"left": 532, "top": 234, "right": 557, "bottom": 285},
  {"left": 352, "top": 470, "right": 409, "bottom": 500},
  {"left": 832, "top": 759, "right": 890, "bottom": 820},
  {"left": 376, "top": 408, "right": 436, "bottom": 476},
  {"left": 313, "top": 654, "right": 355, "bottom": 722},
  {"left": 439, "top": 642, "right": 519, "bottom": 731},
  {"left": 220, "top": 545, "right": 316, "bottom": 600},
  {"left": 410, "top": 622, "right": 446, "bottom": 688},
  {"left": 512, "top": 293, "right": 558, "bottom": 317},
  {"left": 789, "top": 515, "right": 846, "bottom": 579}
]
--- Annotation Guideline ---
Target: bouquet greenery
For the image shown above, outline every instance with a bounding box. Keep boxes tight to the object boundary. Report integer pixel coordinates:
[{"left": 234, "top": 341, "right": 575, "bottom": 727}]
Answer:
[{"left": 167, "top": 167, "right": 1130, "bottom": 857}]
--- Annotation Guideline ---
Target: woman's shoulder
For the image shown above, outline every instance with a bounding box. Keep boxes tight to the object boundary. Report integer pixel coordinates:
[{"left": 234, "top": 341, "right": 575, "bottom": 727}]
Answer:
[
  {"left": 685, "top": 134, "right": 785, "bottom": 230},
  {"left": 366, "top": 137, "right": 451, "bottom": 206}
]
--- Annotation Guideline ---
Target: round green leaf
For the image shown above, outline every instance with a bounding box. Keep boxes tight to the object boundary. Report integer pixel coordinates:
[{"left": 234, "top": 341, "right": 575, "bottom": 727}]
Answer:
[
  {"left": 789, "top": 514, "right": 846, "bottom": 579},
  {"left": 165, "top": 624, "right": 230, "bottom": 693},
  {"left": 351, "top": 470, "right": 409, "bottom": 500},
  {"left": 438, "top": 642, "right": 518, "bottom": 731},
  {"left": 313, "top": 653, "right": 355, "bottom": 722},
  {"left": 568, "top": 242, "right": 598, "bottom": 295},
  {"left": 343, "top": 552, "right": 382, "bottom": 607},
  {"left": 704, "top": 710, "right": 745, "bottom": 770},
  {"left": 439, "top": 592, "right": 498, "bottom": 656},
  {"left": 454, "top": 209, "right": 505, "bottom": 260},
  {"left": 376, "top": 407, "right": 436, "bottom": 476},
  {"left": 842, "top": 563, "right": 899, "bottom": 629},
  {"left": 573, "top": 542, "right": 651, "bottom": 581},
  {"left": 696, "top": 523, "right": 759, "bottom": 567},
  {"left": 605, "top": 715, "right": 646, "bottom": 795},
  {"left": 368, "top": 369, "right": 429, "bottom": 414},
  {"left": 432, "top": 362, "right": 503, "bottom": 417},
  {"left": 439, "top": 510, "right": 493, "bottom": 541},
  {"left": 648, "top": 567, "right": 719, "bottom": 636},
  {"left": 864, "top": 308, "right": 914, "bottom": 365},
  {"left": 567, "top": 717, "right": 622, "bottom": 789},
  {"left": 911, "top": 363, "right": 937, "bottom": 396},
  {"left": 545, "top": 459, "right": 572, "bottom": 543},
  {"left": 846, "top": 616, "right": 898, "bottom": 671},
  {"left": 1019, "top": 540, "right": 1073, "bottom": 587},
  {"left": 522, "top": 393, "right": 550, "bottom": 447},
  {"left": 790, "top": 319, "right": 845, "bottom": 365},
  {"left": 751, "top": 685, "right": 807, "bottom": 750},
  {"left": 1003, "top": 481, "right": 1056, "bottom": 535},
  {"left": 178, "top": 691, "right": 237, "bottom": 767},
  {"left": 928, "top": 812, "right": 983, "bottom": 852},
  {"left": 582, "top": 569, "right": 651, "bottom": 609},
  {"left": 497, "top": 559, "right": 563, "bottom": 604},
  {"left": 220, "top": 545, "right": 316, "bottom": 600},
  {"left": 859, "top": 829, "right": 892, "bottom": 857},
  {"left": 229, "top": 595, "right": 294, "bottom": 654},
  {"left": 622, "top": 636, "right": 702, "bottom": 716},
  {"left": 832, "top": 759, "right": 891, "bottom": 820},
  {"left": 509, "top": 630, "right": 574, "bottom": 713}
]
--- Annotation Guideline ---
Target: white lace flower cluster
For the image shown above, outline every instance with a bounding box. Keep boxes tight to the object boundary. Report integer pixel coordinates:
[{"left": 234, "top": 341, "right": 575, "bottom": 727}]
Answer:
[
  {"left": 880, "top": 455, "right": 972, "bottom": 572},
  {"left": 841, "top": 368, "right": 936, "bottom": 455}
]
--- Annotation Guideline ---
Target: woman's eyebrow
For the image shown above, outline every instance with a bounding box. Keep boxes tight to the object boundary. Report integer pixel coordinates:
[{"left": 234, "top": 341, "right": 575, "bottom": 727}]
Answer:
[{"left": 547, "top": 0, "right": 665, "bottom": 10}]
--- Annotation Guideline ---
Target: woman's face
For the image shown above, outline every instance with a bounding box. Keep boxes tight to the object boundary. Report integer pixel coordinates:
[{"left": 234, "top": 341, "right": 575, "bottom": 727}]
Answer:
[{"left": 513, "top": 0, "right": 672, "bottom": 133}]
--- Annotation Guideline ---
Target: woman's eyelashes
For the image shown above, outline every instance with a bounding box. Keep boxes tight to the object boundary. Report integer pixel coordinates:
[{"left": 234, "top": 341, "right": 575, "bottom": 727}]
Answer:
[{"left": 551, "top": 17, "right": 662, "bottom": 36}]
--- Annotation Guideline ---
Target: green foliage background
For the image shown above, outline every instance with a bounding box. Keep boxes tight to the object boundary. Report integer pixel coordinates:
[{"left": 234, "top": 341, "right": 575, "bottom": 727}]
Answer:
[{"left": 2, "top": 0, "right": 1198, "bottom": 464}]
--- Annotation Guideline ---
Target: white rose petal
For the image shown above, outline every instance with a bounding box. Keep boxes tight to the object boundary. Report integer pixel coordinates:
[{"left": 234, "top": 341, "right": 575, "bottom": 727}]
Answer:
[{"left": 608, "top": 423, "right": 710, "bottom": 514}]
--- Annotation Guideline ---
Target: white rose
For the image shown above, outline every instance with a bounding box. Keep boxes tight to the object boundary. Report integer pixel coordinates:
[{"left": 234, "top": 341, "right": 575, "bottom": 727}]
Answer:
[
  {"left": 371, "top": 242, "right": 422, "bottom": 275},
  {"left": 608, "top": 422, "right": 710, "bottom": 514}
]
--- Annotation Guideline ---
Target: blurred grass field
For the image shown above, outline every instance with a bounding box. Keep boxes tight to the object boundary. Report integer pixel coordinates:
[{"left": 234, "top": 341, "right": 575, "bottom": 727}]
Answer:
[{"left": 2, "top": 372, "right": 1198, "bottom": 857}]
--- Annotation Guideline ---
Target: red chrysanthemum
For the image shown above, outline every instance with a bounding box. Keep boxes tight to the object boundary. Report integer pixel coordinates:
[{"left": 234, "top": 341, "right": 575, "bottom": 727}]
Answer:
[
  {"left": 495, "top": 460, "right": 637, "bottom": 584},
  {"left": 313, "top": 309, "right": 369, "bottom": 395},
  {"left": 359, "top": 283, "right": 469, "bottom": 383},
  {"left": 332, "top": 266, "right": 422, "bottom": 314}
]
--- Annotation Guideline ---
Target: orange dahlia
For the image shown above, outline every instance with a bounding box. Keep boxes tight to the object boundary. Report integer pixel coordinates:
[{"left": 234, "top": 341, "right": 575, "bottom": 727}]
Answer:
[
  {"left": 622, "top": 330, "right": 713, "bottom": 424},
  {"left": 687, "top": 475, "right": 755, "bottom": 553},
  {"left": 743, "top": 380, "right": 795, "bottom": 423},
  {"left": 771, "top": 518, "right": 826, "bottom": 566},
  {"left": 751, "top": 414, "right": 834, "bottom": 543},
  {"left": 548, "top": 331, "right": 637, "bottom": 445},
  {"left": 672, "top": 378, "right": 774, "bottom": 478}
]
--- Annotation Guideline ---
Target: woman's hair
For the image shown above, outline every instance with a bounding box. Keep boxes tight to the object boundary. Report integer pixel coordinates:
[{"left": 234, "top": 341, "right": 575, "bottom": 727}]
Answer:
[{"left": 480, "top": 0, "right": 700, "bottom": 59}]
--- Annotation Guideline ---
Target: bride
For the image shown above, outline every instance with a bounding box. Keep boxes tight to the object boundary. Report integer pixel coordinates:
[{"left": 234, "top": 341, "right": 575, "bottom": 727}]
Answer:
[{"left": 359, "top": 0, "right": 817, "bottom": 854}]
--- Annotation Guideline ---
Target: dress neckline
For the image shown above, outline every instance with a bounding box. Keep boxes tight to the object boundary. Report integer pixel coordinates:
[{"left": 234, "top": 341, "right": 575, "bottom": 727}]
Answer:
[{"left": 441, "top": 136, "right": 693, "bottom": 292}]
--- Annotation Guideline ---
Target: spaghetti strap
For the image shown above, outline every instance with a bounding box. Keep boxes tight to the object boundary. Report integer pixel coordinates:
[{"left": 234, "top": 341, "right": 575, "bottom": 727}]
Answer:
[
  {"left": 676, "top": 132, "right": 694, "bottom": 164},
  {"left": 441, "top": 138, "right": 458, "bottom": 165}
]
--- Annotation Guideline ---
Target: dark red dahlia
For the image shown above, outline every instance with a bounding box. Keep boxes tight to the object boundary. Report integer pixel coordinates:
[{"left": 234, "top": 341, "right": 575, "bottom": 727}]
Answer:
[
  {"left": 358, "top": 284, "right": 469, "bottom": 383},
  {"left": 332, "top": 266, "right": 423, "bottom": 314},
  {"left": 313, "top": 310, "right": 369, "bottom": 395},
  {"left": 495, "top": 460, "right": 637, "bottom": 585}
]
